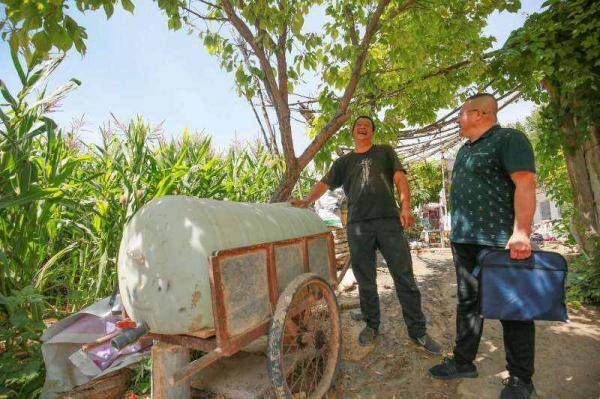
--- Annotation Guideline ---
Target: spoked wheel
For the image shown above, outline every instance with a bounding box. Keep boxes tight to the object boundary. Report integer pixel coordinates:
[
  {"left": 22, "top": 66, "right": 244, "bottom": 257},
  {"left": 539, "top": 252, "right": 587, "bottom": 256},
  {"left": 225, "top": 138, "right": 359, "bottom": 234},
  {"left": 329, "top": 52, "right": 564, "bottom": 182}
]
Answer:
[{"left": 268, "top": 273, "right": 342, "bottom": 399}]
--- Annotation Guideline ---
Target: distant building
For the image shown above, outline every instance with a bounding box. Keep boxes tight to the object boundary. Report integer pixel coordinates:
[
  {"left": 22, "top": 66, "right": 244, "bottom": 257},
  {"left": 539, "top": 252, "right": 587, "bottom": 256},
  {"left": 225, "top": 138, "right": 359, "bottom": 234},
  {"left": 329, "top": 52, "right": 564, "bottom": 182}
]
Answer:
[
  {"left": 445, "top": 156, "right": 561, "bottom": 225},
  {"left": 533, "top": 188, "right": 561, "bottom": 224}
]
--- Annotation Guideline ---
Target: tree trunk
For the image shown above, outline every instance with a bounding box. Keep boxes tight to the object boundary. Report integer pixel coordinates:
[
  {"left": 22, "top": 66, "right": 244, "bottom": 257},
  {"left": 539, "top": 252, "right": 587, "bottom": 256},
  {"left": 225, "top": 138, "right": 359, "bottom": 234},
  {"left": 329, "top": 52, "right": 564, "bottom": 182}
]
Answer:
[
  {"left": 270, "top": 167, "right": 301, "bottom": 203},
  {"left": 561, "top": 117, "right": 600, "bottom": 258}
]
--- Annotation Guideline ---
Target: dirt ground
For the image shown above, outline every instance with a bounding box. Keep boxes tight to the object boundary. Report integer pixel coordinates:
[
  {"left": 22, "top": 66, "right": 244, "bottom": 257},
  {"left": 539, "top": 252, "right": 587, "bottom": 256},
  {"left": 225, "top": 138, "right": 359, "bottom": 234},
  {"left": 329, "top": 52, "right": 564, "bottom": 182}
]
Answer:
[{"left": 336, "top": 248, "right": 600, "bottom": 399}]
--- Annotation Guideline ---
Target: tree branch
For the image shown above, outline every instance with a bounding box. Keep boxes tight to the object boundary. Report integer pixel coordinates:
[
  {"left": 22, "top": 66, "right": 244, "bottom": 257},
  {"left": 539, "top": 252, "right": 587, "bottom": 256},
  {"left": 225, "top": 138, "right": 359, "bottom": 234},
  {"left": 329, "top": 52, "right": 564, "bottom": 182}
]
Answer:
[
  {"left": 182, "top": 6, "right": 227, "bottom": 22},
  {"left": 220, "top": 0, "right": 283, "bottom": 110},
  {"left": 273, "top": 1, "right": 295, "bottom": 164},
  {"left": 386, "top": 0, "right": 417, "bottom": 20},
  {"left": 238, "top": 38, "right": 280, "bottom": 155},
  {"left": 343, "top": 5, "right": 359, "bottom": 46},
  {"left": 196, "top": 0, "right": 222, "bottom": 10},
  {"left": 297, "top": 0, "right": 395, "bottom": 168}
]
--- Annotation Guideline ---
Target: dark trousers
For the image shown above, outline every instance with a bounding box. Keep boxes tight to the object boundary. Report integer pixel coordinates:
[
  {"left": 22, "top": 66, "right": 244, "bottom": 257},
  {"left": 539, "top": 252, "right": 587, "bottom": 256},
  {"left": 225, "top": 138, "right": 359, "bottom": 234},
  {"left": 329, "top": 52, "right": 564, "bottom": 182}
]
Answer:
[
  {"left": 346, "top": 218, "right": 426, "bottom": 338},
  {"left": 451, "top": 242, "right": 535, "bottom": 382}
]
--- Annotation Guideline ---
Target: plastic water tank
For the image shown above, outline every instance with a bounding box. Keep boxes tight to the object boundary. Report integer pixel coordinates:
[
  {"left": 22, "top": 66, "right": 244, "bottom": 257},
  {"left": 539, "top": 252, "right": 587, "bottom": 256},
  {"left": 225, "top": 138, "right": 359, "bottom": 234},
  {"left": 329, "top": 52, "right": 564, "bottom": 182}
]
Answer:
[{"left": 118, "top": 196, "right": 328, "bottom": 335}]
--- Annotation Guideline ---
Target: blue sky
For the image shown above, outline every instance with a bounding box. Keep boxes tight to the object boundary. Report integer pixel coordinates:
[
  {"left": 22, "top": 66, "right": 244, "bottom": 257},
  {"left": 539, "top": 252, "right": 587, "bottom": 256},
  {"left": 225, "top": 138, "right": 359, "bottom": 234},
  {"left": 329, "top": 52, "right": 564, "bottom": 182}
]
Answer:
[{"left": 0, "top": 1, "right": 545, "bottom": 152}]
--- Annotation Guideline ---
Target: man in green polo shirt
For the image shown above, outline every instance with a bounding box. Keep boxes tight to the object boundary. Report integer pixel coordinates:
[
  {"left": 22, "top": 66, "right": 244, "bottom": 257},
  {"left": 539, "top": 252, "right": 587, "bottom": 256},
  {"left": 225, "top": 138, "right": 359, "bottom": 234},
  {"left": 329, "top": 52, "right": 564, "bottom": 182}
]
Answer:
[{"left": 428, "top": 94, "right": 537, "bottom": 399}]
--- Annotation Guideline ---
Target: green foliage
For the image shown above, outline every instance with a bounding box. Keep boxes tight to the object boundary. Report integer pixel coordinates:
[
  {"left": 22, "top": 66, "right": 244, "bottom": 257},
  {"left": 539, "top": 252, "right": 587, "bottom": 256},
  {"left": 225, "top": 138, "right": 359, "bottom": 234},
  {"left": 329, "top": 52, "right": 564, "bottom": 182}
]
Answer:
[
  {"left": 3, "top": 0, "right": 526, "bottom": 179},
  {"left": 490, "top": 0, "right": 600, "bottom": 148},
  {"left": 0, "top": 51, "right": 314, "bottom": 397},
  {"left": 491, "top": 0, "right": 600, "bottom": 292},
  {"left": 520, "top": 110, "right": 573, "bottom": 217},
  {"left": 407, "top": 160, "right": 443, "bottom": 210},
  {"left": 310, "top": 0, "right": 518, "bottom": 165},
  {"left": 567, "top": 250, "right": 600, "bottom": 305},
  {"left": 162, "top": 0, "right": 520, "bottom": 168},
  {"left": 0, "top": 286, "right": 46, "bottom": 398},
  {"left": 128, "top": 358, "right": 151, "bottom": 395},
  {"left": 0, "top": 0, "right": 111, "bottom": 58}
]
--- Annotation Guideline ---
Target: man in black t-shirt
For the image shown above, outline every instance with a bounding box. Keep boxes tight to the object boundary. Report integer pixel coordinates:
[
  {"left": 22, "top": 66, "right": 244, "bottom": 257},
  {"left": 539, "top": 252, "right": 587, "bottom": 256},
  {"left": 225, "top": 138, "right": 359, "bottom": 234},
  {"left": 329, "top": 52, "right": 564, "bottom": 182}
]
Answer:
[{"left": 290, "top": 116, "right": 440, "bottom": 353}]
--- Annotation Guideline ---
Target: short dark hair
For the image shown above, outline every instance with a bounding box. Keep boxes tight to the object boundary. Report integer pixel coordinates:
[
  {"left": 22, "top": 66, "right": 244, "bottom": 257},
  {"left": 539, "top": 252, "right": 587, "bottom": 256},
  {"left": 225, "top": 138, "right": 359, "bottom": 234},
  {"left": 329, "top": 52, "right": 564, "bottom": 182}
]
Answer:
[{"left": 352, "top": 115, "right": 376, "bottom": 132}]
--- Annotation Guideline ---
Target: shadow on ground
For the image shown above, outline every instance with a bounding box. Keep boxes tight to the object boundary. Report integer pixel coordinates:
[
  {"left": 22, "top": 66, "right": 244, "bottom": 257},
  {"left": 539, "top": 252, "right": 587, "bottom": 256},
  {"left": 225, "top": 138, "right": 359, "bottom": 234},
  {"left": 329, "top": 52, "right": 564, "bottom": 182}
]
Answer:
[
  {"left": 336, "top": 249, "right": 600, "bottom": 399},
  {"left": 190, "top": 249, "right": 600, "bottom": 399}
]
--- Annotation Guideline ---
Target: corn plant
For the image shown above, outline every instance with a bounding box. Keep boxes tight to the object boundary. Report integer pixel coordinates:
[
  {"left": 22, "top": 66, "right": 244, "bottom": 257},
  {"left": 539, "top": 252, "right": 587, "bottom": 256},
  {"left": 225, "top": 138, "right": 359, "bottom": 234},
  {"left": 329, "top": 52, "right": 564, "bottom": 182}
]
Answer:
[{"left": 0, "top": 47, "right": 316, "bottom": 397}]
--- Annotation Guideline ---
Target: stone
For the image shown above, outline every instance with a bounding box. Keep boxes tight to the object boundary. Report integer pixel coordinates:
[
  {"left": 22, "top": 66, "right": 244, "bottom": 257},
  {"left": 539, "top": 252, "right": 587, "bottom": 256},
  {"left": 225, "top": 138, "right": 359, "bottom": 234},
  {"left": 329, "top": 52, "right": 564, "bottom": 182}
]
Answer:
[
  {"left": 240, "top": 335, "right": 268, "bottom": 355},
  {"left": 338, "top": 295, "right": 360, "bottom": 310},
  {"left": 191, "top": 352, "right": 273, "bottom": 399},
  {"left": 337, "top": 269, "right": 357, "bottom": 292}
]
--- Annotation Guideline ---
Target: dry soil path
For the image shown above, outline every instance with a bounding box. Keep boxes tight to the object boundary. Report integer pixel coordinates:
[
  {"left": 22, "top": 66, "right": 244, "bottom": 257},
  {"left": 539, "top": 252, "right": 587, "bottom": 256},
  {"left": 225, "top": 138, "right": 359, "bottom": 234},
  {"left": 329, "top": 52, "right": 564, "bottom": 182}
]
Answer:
[{"left": 336, "top": 248, "right": 600, "bottom": 399}]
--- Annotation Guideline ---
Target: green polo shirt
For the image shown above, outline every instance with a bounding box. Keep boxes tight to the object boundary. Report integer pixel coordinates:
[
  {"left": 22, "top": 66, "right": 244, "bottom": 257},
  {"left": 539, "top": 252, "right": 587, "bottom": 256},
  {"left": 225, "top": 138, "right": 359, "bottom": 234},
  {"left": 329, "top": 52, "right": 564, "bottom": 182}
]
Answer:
[{"left": 450, "top": 125, "right": 535, "bottom": 247}]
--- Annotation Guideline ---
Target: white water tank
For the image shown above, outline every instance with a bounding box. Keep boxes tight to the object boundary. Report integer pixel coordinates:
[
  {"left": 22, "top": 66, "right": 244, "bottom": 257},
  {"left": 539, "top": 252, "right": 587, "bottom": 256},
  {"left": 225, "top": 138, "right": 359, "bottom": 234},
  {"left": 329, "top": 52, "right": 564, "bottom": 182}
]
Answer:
[{"left": 118, "top": 196, "right": 328, "bottom": 335}]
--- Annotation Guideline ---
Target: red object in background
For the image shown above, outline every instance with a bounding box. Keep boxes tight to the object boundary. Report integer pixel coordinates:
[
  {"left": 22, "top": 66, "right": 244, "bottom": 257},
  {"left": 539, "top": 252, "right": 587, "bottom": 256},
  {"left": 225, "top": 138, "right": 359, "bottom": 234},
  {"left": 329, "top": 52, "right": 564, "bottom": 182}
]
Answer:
[{"left": 116, "top": 319, "right": 137, "bottom": 329}]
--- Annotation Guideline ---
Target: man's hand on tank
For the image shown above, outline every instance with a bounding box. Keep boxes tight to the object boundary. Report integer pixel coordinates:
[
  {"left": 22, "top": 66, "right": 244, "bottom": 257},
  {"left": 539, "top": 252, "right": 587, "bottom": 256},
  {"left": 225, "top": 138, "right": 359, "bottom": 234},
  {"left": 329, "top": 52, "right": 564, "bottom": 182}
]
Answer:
[
  {"left": 506, "top": 231, "right": 532, "bottom": 259},
  {"left": 289, "top": 198, "right": 309, "bottom": 208}
]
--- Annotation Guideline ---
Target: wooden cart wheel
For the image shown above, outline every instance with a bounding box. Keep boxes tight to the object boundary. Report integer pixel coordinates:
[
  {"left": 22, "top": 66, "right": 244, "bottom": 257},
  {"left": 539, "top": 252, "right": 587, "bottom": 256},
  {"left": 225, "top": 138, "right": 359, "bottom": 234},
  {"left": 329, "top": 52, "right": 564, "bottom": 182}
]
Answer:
[{"left": 268, "top": 273, "right": 342, "bottom": 399}]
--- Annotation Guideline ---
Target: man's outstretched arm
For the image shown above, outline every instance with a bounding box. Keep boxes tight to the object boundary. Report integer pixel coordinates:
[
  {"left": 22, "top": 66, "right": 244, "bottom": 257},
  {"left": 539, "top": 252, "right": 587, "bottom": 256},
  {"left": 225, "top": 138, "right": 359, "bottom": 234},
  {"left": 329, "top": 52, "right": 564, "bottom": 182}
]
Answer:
[{"left": 289, "top": 181, "right": 330, "bottom": 208}]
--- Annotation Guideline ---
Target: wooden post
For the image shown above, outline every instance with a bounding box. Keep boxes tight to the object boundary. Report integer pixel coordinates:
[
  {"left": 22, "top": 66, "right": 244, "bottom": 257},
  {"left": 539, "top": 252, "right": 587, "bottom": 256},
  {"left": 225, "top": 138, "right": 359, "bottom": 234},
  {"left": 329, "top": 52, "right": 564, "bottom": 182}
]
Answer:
[{"left": 152, "top": 341, "right": 191, "bottom": 399}]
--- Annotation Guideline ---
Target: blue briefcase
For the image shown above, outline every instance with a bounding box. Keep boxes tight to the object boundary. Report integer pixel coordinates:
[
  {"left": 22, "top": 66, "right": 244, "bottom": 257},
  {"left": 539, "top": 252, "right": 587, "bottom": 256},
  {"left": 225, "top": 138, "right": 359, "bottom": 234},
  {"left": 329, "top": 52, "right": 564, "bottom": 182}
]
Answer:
[{"left": 476, "top": 249, "right": 568, "bottom": 322}]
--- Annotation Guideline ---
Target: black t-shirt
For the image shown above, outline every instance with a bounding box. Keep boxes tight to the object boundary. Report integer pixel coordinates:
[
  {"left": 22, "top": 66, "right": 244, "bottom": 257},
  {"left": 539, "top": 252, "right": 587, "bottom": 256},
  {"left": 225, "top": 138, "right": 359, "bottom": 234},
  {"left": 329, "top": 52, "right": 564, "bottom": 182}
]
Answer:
[{"left": 321, "top": 144, "right": 406, "bottom": 224}]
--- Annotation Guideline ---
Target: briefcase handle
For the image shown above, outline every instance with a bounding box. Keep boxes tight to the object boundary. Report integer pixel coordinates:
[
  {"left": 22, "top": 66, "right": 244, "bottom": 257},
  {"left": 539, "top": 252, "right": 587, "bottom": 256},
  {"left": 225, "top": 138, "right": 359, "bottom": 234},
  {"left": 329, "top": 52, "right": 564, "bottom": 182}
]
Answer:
[
  {"left": 508, "top": 255, "right": 534, "bottom": 267},
  {"left": 478, "top": 249, "right": 535, "bottom": 268}
]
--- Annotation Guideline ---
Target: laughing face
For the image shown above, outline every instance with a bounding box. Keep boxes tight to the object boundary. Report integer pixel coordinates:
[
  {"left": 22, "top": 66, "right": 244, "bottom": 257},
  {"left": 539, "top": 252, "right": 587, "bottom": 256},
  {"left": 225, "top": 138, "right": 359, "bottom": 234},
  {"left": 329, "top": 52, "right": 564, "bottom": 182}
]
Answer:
[{"left": 352, "top": 117, "right": 374, "bottom": 143}]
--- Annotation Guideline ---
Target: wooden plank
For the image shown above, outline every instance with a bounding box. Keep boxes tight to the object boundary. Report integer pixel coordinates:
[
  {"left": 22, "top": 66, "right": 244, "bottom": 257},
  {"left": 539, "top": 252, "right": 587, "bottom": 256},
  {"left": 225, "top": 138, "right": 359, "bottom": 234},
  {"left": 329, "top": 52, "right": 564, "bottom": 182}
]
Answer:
[
  {"left": 187, "top": 328, "right": 216, "bottom": 339},
  {"left": 81, "top": 331, "right": 120, "bottom": 352},
  {"left": 149, "top": 334, "right": 217, "bottom": 352},
  {"left": 170, "top": 348, "right": 224, "bottom": 385},
  {"left": 335, "top": 258, "right": 352, "bottom": 289},
  {"left": 152, "top": 341, "right": 191, "bottom": 399},
  {"left": 220, "top": 321, "right": 269, "bottom": 356}
]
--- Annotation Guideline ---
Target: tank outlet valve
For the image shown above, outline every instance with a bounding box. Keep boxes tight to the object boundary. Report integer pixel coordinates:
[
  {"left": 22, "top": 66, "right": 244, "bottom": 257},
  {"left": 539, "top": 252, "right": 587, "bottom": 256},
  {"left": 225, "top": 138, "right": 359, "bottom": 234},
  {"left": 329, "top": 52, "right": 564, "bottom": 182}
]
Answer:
[{"left": 111, "top": 321, "right": 149, "bottom": 350}]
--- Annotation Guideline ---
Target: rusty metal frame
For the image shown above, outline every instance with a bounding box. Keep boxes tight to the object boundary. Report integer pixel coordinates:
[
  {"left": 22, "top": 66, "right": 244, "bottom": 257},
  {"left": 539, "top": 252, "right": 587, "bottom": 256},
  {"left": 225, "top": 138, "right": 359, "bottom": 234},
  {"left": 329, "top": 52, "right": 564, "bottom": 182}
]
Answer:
[
  {"left": 207, "top": 231, "right": 336, "bottom": 356},
  {"left": 152, "top": 230, "right": 344, "bottom": 382}
]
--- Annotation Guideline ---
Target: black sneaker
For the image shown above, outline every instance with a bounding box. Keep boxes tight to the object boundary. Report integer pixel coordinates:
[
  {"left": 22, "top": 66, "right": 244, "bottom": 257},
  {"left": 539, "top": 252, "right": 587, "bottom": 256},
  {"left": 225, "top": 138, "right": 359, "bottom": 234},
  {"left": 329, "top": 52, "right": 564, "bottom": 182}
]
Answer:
[
  {"left": 428, "top": 356, "right": 478, "bottom": 380},
  {"left": 411, "top": 333, "right": 442, "bottom": 354},
  {"left": 350, "top": 309, "right": 365, "bottom": 321},
  {"left": 358, "top": 326, "right": 378, "bottom": 346},
  {"left": 500, "top": 376, "right": 535, "bottom": 399}
]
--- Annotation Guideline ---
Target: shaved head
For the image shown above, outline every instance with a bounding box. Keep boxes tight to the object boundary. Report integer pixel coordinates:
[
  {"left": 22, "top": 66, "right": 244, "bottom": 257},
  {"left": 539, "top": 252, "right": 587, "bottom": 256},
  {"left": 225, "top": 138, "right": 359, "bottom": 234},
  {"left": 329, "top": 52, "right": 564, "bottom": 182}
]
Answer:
[
  {"left": 458, "top": 93, "right": 499, "bottom": 141},
  {"left": 466, "top": 93, "right": 498, "bottom": 116}
]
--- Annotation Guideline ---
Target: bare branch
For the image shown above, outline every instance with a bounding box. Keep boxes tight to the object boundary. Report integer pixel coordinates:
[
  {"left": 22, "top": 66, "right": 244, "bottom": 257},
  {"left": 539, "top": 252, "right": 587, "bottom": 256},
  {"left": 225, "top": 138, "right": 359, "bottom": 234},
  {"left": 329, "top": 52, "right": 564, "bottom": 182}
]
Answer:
[
  {"left": 220, "top": 0, "right": 285, "bottom": 116},
  {"left": 221, "top": 0, "right": 296, "bottom": 167},
  {"left": 196, "top": 0, "right": 222, "bottom": 10},
  {"left": 238, "top": 38, "right": 280, "bottom": 155},
  {"left": 395, "top": 90, "right": 523, "bottom": 161},
  {"left": 182, "top": 6, "right": 228, "bottom": 22},
  {"left": 247, "top": 95, "right": 273, "bottom": 153}
]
